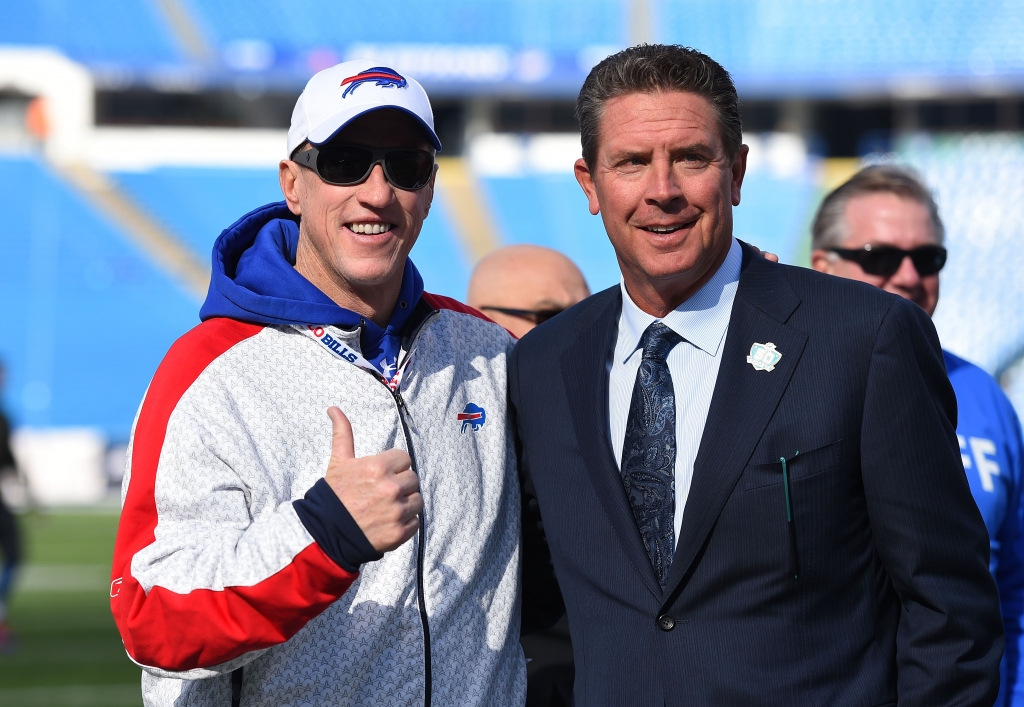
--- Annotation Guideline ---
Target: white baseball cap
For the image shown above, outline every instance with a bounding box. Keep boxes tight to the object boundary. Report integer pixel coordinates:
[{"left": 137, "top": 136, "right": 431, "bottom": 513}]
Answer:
[{"left": 287, "top": 60, "right": 442, "bottom": 157}]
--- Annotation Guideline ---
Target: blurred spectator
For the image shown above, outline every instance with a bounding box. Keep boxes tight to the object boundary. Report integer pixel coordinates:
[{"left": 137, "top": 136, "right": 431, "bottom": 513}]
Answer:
[
  {"left": 0, "top": 360, "right": 22, "bottom": 651},
  {"left": 811, "top": 164, "right": 1024, "bottom": 706},
  {"left": 468, "top": 244, "right": 589, "bottom": 707},
  {"left": 468, "top": 244, "right": 590, "bottom": 340}
]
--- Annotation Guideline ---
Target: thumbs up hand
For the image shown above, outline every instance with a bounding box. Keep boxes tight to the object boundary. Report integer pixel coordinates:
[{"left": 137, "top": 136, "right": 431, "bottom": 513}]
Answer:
[{"left": 324, "top": 406, "right": 423, "bottom": 553}]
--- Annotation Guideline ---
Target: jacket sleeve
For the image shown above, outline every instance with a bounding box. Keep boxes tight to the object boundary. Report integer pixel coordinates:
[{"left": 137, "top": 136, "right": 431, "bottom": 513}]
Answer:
[
  {"left": 510, "top": 341, "right": 566, "bottom": 635},
  {"left": 110, "top": 325, "right": 381, "bottom": 678},
  {"left": 859, "top": 298, "right": 1003, "bottom": 705},
  {"left": 995, "top": 400, "right": 1024, "bottom": 707}
]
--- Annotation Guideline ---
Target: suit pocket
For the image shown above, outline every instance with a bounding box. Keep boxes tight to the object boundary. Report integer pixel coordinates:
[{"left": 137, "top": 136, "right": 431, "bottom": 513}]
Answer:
[{"left": 743, "top": 440, "right": 843, "bottom": 490}]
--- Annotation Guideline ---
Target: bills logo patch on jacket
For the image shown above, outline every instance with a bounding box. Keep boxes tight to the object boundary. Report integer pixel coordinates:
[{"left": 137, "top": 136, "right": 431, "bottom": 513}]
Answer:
[
  {"left": 340, "top": 67, "right": 407, "bottom": 98},
  {"left": 458, "top": 403, "right": 486, "bottom": 432}
]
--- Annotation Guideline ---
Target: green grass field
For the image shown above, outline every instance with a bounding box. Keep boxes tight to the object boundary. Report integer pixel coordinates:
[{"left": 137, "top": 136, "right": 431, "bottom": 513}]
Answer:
[{"left": 0, "top": 511, "right": 142, "bottom": 706}]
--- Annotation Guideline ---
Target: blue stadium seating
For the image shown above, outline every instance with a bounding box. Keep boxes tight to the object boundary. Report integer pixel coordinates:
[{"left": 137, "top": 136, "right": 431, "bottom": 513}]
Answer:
[
  {"left": 112, "top": 167, "right": 287, "bottom": 263},
  {"left": 0, "top": 155, "right": 199, "bottom": 441},
  {"left": 0, "top": 0, "right": 182, "bottom": 66},
  {"left": 5, "top": 0, "right": 1021, "bottom": 92},
  {"left": 660, "top": 0, "right": 1024, "bottom": 87},
  {"left": 411, "top": 202, "right": 473, "bottom": 301},
  {"left": 481, "top": 173, "right": 622, "bottom": 293},
  {"left": 895, "top": 134, "right": 1024, "bottom": 382},
  {"left": 185, "top": 0, "right": 624, "bottom": 56}
]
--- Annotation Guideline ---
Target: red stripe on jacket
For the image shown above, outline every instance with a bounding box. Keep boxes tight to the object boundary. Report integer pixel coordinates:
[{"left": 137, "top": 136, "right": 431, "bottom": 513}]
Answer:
[{"left": 110, "top": 317, "right": 358, "bottom": 671}]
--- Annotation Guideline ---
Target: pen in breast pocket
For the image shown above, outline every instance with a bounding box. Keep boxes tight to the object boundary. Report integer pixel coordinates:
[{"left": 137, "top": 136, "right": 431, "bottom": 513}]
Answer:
[{"left": 780, "top": 452, "right": 800, "bottom": 580}]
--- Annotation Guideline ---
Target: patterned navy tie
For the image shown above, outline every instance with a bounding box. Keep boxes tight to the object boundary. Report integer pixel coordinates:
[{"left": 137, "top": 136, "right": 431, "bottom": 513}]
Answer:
[{"left": 621, "top": 321, "right": 682, "bottom": 586}]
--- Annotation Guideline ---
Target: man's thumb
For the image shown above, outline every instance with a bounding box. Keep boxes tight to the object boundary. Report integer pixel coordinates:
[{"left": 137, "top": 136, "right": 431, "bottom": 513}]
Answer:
[{"left": 327, "top": 407, "right": 355, "bottom": 461}]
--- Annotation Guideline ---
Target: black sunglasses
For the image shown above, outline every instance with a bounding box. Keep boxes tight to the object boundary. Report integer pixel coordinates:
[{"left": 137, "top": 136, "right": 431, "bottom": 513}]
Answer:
[
  {"left": 479, "top": 306, "right": 566, "bottom": 326},
  {"left": 829, "top": 245, "right": 947, "bottom": 277},
  {"left": 293, "top": 144, "right": 435, "bottom": 191}
]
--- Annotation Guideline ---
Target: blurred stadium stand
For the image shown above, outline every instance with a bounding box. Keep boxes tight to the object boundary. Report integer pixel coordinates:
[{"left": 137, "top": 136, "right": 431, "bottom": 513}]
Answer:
[
  {"left": 0, "top": 1, "right": 183, "bottom": 67},
  {"left": 482, "top": 172, "right": 621, "bottom": 291},
  {"left": 659, "top": 1, "right": 1024, "bottom": 95},
  {"left": 188, "top": 0, "right": 624, "bottom": 59},
  {"left": 4, "top": 1, "right": 1023, "bottom": 98},
  {"left": 3, "top": 0, "right": 1024, "bottom": 497},
  {"left": 111, "top": 167, "right": 284, "bottom": 259},
  {"left": 0, "top": 153, "right": 198, "bottom": 442},
  {"left": 892, "top": 134, "right": 1024, "bottom": 413},
  {"left": 732, "top": 133, "right": 819, "bottom": 265}
]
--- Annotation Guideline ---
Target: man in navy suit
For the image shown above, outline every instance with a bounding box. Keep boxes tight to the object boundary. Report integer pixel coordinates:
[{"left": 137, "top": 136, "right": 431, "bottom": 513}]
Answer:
[{"left": 511, "top": 44, "right": 1003, "bottom": 706}]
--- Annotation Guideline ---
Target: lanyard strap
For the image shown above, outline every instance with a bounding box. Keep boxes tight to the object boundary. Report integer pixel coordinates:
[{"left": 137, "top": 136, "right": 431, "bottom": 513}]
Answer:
[{"left": 294, "top": 324, "right": 412, "bottom": 392}]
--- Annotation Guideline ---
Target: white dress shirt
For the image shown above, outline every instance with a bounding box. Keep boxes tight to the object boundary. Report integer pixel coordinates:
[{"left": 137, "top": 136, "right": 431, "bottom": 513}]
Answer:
[{"left": 609, "top": 238, "right": 742, "bottom": 546}]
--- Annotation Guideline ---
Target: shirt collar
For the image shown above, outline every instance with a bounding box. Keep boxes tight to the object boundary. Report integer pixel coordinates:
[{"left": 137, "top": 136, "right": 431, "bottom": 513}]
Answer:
[{"left": 618, "top": 238, "right": 742, "bottom": 363}]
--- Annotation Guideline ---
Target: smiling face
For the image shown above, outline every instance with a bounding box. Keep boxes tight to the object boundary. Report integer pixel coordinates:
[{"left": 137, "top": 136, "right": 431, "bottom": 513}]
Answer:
[
  {"left": 575, "top": 90, "right": 747, "bottom": 316},
  {"left": 280, "top": 108, "right": 436, "bottom": 322},
  {"left": 811, "top": 191, "right": 940, "bottom": 315}
]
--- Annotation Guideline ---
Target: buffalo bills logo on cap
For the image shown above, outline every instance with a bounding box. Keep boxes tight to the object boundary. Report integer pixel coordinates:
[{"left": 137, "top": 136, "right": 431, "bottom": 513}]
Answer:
[
  {"left": 340, "top": 66, "right": 408, "bottom": 98},
  {"left": 457, "top": 403, "right": 486, "bottom": 433}
]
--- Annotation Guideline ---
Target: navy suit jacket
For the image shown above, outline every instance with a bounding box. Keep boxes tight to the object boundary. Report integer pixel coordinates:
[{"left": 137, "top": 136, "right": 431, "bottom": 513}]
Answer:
[{"left": 511, "top": 244, "right": 1003, "bottom": 706}]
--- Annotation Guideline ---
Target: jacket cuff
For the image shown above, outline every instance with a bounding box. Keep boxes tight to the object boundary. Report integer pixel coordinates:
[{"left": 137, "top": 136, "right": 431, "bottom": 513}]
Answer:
[{"left": 293, "top": 478, "right": 383, "bottom": 572}]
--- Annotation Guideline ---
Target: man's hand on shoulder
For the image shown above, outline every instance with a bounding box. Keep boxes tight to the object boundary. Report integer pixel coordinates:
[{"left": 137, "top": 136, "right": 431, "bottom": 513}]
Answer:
[{"left": 324, "top": 407, "right": 423, "bottom": 553}]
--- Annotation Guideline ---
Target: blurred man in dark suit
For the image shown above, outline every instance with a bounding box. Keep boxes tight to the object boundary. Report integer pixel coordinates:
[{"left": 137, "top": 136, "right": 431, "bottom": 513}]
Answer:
[{"left": 511, "top": 44, "right": 1003, "bottom": 706}]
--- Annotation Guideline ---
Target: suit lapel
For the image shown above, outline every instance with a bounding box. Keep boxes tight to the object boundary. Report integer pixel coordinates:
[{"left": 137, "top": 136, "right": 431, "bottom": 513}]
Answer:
[
  {"left": 664, "top": 249, "right": 808, "bottom": 595},
  {"left": 561, "top": 288, "right": 664, "bottom": 599}
]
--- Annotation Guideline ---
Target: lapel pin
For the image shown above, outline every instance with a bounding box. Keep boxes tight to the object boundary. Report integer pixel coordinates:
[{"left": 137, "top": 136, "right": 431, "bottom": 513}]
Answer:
[{"left": 747, "top": 342, "right": 782, "bottom": 372}]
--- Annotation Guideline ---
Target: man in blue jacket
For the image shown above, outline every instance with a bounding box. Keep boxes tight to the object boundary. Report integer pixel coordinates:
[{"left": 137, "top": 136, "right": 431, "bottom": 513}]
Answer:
[{"left": 812, "top": 164, "right": 1024, "bottom": 705}]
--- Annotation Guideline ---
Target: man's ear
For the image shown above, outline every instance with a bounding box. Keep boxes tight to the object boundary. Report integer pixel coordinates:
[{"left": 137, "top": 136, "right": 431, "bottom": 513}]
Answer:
[
  {"left": 574, "top": 157, "right": 601, "bottom": 216},
  {"left": 810, "top": 249, "right": 835, "bottom": 274},
  {"left": 730, "top": 144, "right": 749, "bottom": 207},
  {"left": 279, "top": 159, "right": 303, "bottom": 215}
]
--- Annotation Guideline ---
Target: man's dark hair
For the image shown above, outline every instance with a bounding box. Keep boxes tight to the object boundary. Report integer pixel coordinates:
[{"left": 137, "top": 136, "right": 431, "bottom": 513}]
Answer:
[
  {"left": 812, "top": 164, "right": 945, "bottom": 249},
  {"left": 575, "top": 44, "right": 743, "bottom": 169}
]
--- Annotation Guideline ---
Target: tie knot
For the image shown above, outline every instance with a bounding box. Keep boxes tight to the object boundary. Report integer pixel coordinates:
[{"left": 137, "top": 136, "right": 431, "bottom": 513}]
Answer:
[{"left": 640, "top": 322, "right": 682, "bottom": 362}]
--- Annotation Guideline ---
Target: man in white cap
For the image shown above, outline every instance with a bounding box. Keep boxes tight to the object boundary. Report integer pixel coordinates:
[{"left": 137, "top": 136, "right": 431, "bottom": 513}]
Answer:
[{"left": 111, "top": 61, "right": 525, "bottom": 707}]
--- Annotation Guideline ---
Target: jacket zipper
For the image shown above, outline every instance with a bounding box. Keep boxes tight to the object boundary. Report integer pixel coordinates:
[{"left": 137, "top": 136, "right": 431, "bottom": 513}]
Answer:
[
  {"left": 393, "top": 390, "right": 431, "bottom": 707},
  {"left": 355, "top": 314, "right": 435, "bottom": 707}
]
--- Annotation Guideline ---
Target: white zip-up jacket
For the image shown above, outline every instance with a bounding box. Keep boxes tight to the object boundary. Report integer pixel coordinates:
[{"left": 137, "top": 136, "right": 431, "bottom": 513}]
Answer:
[{"left": 110, "top": 203, "right": 525, "bottom": 707}]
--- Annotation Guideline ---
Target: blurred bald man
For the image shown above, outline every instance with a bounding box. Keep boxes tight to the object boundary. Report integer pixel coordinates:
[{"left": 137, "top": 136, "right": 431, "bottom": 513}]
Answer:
[
  {"left": 468, "top": 245, "right": 590, "bottom": 340},
  {"left": 468, "top": 244, "right": 589, "bottom": 707}
]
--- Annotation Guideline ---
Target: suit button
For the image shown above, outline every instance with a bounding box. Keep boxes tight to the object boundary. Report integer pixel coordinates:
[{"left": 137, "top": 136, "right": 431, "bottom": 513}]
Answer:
[{"left": 657, "top": 614, "right": 675, "bottom": 631}]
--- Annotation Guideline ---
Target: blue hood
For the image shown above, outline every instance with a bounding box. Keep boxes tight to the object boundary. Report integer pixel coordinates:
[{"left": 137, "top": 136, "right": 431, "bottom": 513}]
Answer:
[{"left": 200, "top": 201, "right": 424, "bottom": 373}]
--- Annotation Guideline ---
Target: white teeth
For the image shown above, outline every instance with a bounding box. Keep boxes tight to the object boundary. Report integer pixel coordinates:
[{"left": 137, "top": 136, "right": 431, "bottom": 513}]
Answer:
[
  {"left": 348, "top": 222, "right": 394, "bottom": 235},
  {"left": 647, "top": 225, "right": 680, "bottom": 233}
]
